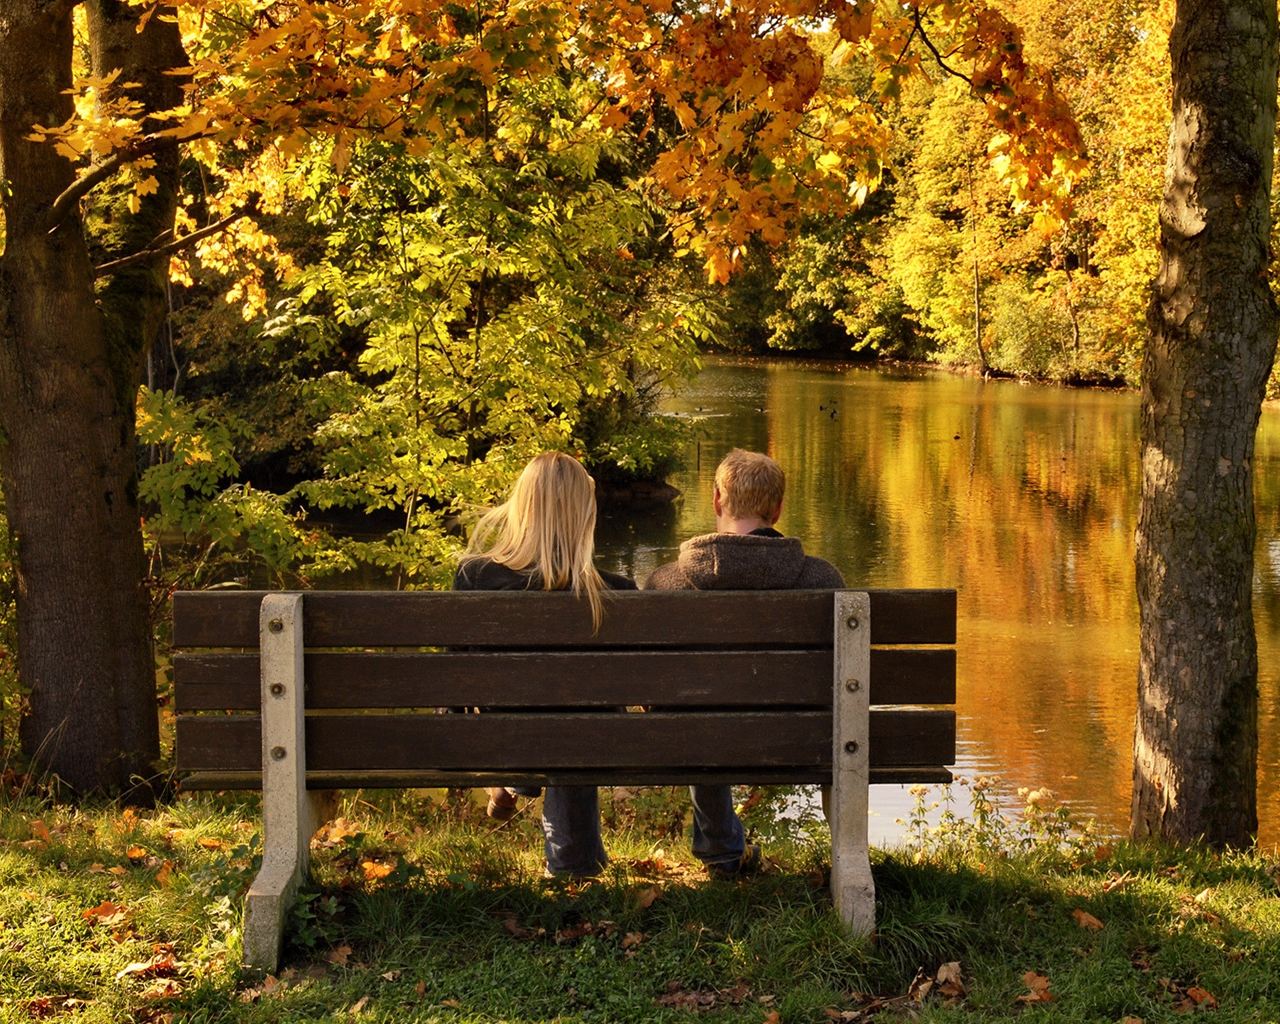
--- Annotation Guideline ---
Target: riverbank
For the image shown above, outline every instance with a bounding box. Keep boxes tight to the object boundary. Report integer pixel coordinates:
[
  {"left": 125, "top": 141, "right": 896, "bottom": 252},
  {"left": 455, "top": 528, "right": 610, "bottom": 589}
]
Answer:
[{"left": 2, "top": 784, "right": 1277, "bottom": 1023}]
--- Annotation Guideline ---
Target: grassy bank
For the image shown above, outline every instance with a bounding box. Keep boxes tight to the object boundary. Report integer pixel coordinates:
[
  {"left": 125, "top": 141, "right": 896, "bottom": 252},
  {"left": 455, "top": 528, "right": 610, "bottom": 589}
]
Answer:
[{"left": 1, "top": 781, "right": 1277, "bottom": 1023}]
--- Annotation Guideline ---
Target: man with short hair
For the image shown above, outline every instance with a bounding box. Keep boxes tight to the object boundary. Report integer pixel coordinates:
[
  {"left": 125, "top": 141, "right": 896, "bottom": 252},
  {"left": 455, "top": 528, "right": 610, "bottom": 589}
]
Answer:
[{"left": 644, "top": 449, "right": 844, "bottom": 877}]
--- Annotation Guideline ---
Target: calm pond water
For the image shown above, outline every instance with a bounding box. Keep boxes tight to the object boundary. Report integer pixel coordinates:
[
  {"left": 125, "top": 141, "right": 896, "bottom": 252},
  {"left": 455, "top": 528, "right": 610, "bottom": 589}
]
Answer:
[{"left": 594, "top": 357, "right": 1280, "bottom": 848}]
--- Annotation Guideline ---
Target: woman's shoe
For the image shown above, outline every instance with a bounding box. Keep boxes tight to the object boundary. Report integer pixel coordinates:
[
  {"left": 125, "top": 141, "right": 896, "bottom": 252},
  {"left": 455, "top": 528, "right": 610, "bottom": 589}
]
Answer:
[
  {"left": 706, "top": 844, "right": 763, "bottom": 880},
  {"left": 486, "top": 787, "right": 518, "bottom": 821}
]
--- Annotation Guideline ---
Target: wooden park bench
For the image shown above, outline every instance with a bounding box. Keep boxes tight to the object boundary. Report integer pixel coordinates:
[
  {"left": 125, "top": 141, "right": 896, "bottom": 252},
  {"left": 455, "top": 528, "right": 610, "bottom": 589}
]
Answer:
[{"left": 172, "top": 588, "right": 956, "bottom": 971}]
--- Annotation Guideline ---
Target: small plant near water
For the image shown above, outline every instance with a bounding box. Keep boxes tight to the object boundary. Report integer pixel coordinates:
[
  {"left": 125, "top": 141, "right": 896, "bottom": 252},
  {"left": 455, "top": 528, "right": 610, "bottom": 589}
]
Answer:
[{"left": 0, "top": 784, "right": 1277, "bottom": 1023}]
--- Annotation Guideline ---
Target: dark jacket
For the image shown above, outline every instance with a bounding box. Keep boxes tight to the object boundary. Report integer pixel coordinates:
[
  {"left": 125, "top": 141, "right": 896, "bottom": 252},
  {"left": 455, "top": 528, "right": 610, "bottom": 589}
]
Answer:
[
  {"left": 642, "top": 528, "right": 844, "bottom": 591},
  {"left": 454, "top": 558, "right": 636, "bottom": 592}
]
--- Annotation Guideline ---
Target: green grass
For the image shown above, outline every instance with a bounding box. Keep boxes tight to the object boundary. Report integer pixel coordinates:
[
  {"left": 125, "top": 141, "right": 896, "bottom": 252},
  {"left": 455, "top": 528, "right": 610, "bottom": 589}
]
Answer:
[{"left": 0, "top": 783, "right": 1277, "bottom": 1023}]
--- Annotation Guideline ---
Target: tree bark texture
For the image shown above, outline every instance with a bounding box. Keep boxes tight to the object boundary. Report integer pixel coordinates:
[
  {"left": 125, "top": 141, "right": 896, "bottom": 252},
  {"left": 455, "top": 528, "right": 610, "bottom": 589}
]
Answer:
[
  {"left": 0, "top": 0, "right": 184, "bottom": 794},
  {"left": 1134, "top": 0, "right": 1278, "bottom": 846}
]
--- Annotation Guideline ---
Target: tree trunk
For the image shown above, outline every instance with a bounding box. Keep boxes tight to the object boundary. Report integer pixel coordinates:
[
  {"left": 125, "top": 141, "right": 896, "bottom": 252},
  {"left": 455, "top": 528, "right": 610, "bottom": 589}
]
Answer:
[
  {"left": 1133, "top": 0, "right": 1277, "bottom": 846},
  {"left": 0, "top": 0, "right": 184, "bottom": 795}
]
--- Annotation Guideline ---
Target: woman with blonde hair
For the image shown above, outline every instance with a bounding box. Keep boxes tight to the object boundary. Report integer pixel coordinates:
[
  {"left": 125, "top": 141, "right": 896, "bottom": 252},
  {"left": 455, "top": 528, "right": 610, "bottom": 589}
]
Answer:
[{"left": 454, "top": 451, "right": 634, "bottom": 877}]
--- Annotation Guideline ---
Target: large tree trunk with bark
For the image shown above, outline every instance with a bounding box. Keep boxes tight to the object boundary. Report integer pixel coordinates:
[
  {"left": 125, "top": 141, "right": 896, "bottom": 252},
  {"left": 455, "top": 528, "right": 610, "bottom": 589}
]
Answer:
[
  {"left": 0, "top": 0, "right": 184, "bottom": 795},
  {"left": 1133, "top": 0, "right": 1278, "bottom": 847}
]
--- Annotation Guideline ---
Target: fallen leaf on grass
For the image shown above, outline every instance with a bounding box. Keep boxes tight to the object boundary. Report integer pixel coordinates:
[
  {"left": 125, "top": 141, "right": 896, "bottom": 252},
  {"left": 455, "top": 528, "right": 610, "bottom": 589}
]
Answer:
[
  {"left": 1072, "top": 908, "right": 1104, "bottom": 931},
  {"left": 622, "top": 931, "right": 646, "bottom": 950},
  {"left": 154, "top": 860, "right": 173, "bottom": 887},
  {"left": 360, "top": 858, "right": 395, "bottom": 882},
  {"left": 1118, "top": 1018, "right": 1144, "bottom": 1024},
  {"left": 633, "top": 885, "right": 660, "bottom": 910},
  {"left": 414, "top": 980, "right": 427, "bottom": 998},
  {"left": 498, "top": 914, "right": 544, "bottom": 941},
  {"left": 141, "top": 978, "right": 182, "bottom": 1001},
  {"left": 349, "top": 995, "right": 370, "bottom": 1014},
  {"left": 906, "top": 968, "right": 933, "bottom": 1004},
  {"left": 126, "top": 846, "right": 148, "bottom": 862},
  {"left": 1015, "top": 971, "right": 1054, "bottom": 1004},
  {"left": 1182, "top": 986, "right": 1218, "bottom": 1011},
  {"left": 380, "top": 970, "right": 401, "bottom": 982},
  {"left": 115, "top": 954, "right": 178, "bottom": 981},
  {"left": 555, "top": 921, "right": 596, "bottom": 944},
  {"left": 29, "top": 820, "right": 51, "bottom": 844},
  {"left": 24, "top": 997, "right": 57, "bottom": 1019},
  {"left": 935, "top": 961, "right": 966, "bottom": 1002},
  {"left": 82, "top": 901, "right": 130, "bottom": 928},
  {"left": 314, "top": 818, "right": 362, "bottom": 847},
  {"left": 237, "top": 975, "right": 280, "bottom": 1003},
  {"left": 655, "top": 980, "right": 753, "bottom": 1011},
  {"left": 439, "top": 998, "right": 462, "bottom": 1008},
  {"left": 325, "top": 944, "right": 353, "bottom": 966},
  {"left": 197, "top": 836, "right": 228, "bottom": 851},
  {"left": 762, "top": 1013, "right": 781, "bottom": 1024}
]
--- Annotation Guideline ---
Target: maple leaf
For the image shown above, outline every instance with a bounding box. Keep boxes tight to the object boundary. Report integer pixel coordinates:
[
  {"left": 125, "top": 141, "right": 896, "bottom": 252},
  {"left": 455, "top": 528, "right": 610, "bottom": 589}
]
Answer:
[
  {"left": 1015, "top": 971, "right": 1054, "bottom": 1004},
  {"left": 82, "top": 901, "right": 130, "bottom": 928}
]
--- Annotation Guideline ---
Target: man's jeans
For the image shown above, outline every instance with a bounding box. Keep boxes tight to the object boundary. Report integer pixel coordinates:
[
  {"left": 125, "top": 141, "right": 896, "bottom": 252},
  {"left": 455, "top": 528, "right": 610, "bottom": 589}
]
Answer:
[
  {"left": 536, "top": 784, "right": 744, "bottom": 876},
  {"left": 689, "top": 784, "right": 746, "bottom": 867},
  {"left": 540, "top": 786, "right": 607, "bottom": 876}
]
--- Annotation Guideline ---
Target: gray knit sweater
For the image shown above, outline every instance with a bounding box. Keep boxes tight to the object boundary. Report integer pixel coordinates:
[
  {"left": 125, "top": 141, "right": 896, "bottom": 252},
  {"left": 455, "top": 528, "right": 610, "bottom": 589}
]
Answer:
[{"left": 643, "top": 531, "right": 844, "bottom": 591}]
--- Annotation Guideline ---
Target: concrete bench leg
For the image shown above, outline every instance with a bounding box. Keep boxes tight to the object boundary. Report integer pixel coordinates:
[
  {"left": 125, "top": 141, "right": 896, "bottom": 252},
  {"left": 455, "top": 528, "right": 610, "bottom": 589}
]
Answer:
[
  {"left": 831, "top": 591, "right": 875, "bottom": 936},
  {"left": 243, "top": 594, "right": 332, "bottom": 973}
]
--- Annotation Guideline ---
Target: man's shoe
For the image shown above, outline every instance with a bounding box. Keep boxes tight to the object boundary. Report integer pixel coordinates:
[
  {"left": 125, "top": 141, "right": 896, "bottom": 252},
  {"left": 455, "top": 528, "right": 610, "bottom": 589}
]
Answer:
[
  {"left": 486, "top": 787, "right": 518, "bottom": 821},
  {"left": 706, "top": 844, "right": 762, "bottom": 880}
]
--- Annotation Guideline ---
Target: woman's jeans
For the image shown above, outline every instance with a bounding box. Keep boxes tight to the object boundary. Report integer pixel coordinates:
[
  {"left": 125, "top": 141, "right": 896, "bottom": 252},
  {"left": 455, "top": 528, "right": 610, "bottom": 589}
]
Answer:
[{"left": 536, "top": 783, "right": 745, "bottom": 876}]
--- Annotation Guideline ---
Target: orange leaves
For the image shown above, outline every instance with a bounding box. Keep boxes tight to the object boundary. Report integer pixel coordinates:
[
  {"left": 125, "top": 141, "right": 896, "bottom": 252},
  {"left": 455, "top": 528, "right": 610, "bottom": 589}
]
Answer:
[
  {"left": 1072, "top": 908, "right": 1104, "bottom": 931},
  {"left": 82, "top": 901, "right": 130, "bottom": 928},
  {"left": 1016, "top": 970, "right": 1054, "bottom": 1004}
]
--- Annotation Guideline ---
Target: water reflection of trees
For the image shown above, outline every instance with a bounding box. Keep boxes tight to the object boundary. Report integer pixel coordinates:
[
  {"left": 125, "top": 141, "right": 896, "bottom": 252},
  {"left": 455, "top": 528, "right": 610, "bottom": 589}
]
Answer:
[{"left": 641, "top": 360, "right": 1275, "bottom": 845}]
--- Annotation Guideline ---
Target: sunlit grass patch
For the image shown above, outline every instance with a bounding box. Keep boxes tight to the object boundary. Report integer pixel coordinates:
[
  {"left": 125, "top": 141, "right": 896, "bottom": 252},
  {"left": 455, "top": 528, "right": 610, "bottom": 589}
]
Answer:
[{"left": 0, "top": 784, "right": 1277, "bottom": 1022}]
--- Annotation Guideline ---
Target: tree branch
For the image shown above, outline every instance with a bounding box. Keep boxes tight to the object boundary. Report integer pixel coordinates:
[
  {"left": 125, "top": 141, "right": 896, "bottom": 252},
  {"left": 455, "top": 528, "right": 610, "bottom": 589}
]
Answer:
[
  {"left": 44, "top": 151, "right": 133, "bottom": 233},
  {"left": 93, "top": 206, "right": 251, "bottom": 277},
  {"left": 912, "top": 9, "right": 975, "bottom": 88}
]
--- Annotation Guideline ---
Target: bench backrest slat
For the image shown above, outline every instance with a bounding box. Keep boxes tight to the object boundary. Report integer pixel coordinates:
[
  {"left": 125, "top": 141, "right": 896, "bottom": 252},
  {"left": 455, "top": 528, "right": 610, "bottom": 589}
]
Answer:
[
  {"left": 172, "top": 589, "right": 956, "bottom": 647},
  {"left": 175, "top": 709, "right": 956, "bottom": 773},
  {"left": 173, "top": 648, "right": 955, "bottom": 711}
]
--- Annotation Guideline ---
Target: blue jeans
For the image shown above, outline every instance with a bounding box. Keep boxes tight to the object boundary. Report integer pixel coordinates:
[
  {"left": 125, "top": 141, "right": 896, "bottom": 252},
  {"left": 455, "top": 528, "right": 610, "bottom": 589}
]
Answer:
[
  {"left": 540, "top": 786, "right": 607, "bottom": 876},
  {"left": 689, "top": 785, "right": 746, "bottom": 867}
]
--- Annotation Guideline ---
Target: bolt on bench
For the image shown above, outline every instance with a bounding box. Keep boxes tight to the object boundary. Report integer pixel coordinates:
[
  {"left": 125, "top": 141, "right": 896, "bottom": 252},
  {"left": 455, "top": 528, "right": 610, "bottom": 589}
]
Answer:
[{"left": 173, "top": 588, "right": 956, "bottom": 972}]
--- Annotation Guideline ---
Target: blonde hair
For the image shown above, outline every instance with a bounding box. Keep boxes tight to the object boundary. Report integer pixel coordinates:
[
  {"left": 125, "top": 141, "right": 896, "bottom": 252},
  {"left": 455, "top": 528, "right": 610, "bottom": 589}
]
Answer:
[
  {"left": 461, "top": 452, "right": 606, "bottom": 627},
  {"left": 715, "top": 449, "right": 786, "bottom": 520}
]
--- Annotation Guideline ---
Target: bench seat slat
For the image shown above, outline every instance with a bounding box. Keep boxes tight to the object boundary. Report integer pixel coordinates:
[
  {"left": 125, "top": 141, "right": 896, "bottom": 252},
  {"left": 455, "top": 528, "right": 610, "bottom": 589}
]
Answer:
[
  {"left": 172, "top": 589, "right": 957, "bottom": 648},
  {"left": 173, "top": 648, "right": 955, "bottom": 711},
  {"left": 175, "top": 710, "right": 955, "bottom": 773},
  {"left": 178, "top": 766, "right": 955, "bottom": 791}
]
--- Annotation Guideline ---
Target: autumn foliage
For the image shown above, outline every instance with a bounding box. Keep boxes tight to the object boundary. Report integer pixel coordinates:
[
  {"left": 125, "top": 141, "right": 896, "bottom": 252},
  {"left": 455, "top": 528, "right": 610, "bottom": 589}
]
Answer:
[{"left": 32, "top": 0, "right": 1085, "bottom": 286}]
